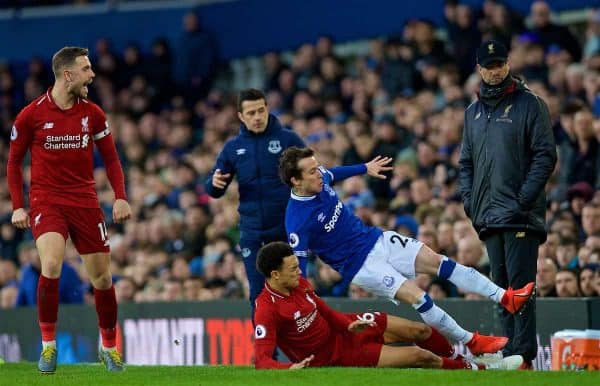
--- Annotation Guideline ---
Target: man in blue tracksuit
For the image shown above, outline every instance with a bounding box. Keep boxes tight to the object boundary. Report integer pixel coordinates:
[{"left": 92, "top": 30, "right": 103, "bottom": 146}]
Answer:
[{"left": 205, "top": 89, "right": 305, "bottom": 312}]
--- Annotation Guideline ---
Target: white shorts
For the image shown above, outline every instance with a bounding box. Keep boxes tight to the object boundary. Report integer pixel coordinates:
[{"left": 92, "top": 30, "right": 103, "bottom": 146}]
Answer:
[{"left": 351, "top": 231, "right": 423, "bottom": 299}]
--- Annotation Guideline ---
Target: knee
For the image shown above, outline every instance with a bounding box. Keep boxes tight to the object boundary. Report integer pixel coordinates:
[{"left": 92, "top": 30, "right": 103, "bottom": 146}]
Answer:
[
  {"left": 412, "top": 347, "right": 438, "bottom": 368},
  {"left": 413, "top": 324, "right": 432, "bottom": 342},
  {"left": 41, "top": 257, "right": 62, "bottom": 278},
  {"left": 90, "top": 270, "right": 113, "bottom": 290}
]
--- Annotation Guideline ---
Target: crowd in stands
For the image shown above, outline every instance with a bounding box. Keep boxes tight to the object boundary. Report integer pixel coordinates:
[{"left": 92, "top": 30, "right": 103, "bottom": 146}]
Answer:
[{"left": 1, "top": 1, "right": 599, "bottom": 308}]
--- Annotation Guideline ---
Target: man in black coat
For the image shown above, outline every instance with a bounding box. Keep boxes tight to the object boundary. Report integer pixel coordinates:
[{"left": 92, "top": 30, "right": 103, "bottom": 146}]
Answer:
[{"left": 458, "top": 40, "right": 557, "bottom": 369}]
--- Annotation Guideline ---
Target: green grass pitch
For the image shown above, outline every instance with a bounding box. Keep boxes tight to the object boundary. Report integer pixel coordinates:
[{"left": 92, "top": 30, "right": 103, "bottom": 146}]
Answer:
[{"left": 0, "top": 363, "right": 595, "bottom": 386}]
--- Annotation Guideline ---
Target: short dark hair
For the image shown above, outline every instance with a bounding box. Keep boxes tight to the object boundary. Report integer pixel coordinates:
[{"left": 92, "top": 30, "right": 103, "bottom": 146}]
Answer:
[
  {"left": 279, "top": 147, "right": 314, "bottom": 187},
  {"left": 256, "top": 241, "right": 294, "bottom": 278},
  {"left": 237, "top": 88, "right": 266, "bottom": 112},
  {"left": 52, "top": 46, "right": 89, "bottom": 78}
]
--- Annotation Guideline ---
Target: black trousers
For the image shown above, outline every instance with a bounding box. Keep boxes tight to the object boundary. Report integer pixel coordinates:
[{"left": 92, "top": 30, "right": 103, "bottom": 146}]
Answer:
[{"left": 484, "top": 229, "right": 539, "bottom": 362}]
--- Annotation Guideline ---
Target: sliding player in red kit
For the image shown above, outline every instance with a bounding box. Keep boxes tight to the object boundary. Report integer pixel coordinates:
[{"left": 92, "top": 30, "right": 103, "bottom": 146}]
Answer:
[
  {"left": 254, "top": 242, "right": 523, "bottom": 370},
  {"left": 7, "top": 47, "right": 130, "bottom": 373}
]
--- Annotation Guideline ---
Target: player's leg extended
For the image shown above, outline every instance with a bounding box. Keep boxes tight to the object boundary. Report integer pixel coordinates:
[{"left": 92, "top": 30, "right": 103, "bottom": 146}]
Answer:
[
  {"left": 377, "top": 345, "right": 442, "bottom": 368},
  {"left": 414, "top": 243, "right": 534, "bottom": 314},
  {"left": 394, "top": 280, "right": 469, "bottom": 342},
  {"left": 81, "top": 252, "right": 123, "bottom": 372},
  {"left": 35, "top": 232, "right": 66, "bottom": 374}
]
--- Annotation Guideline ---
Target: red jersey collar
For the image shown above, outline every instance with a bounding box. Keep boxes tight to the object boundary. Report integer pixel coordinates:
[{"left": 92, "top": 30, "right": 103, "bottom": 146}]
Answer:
[
  {"left": 45, "top": 87, "right": 80, "bottom": 111},
  {"left": 264, "top": 281, "right": 289, "bottom": 298}
]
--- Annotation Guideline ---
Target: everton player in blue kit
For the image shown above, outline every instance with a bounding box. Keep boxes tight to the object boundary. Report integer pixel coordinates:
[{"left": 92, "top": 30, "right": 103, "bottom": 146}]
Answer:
[{"left": 279, "top": 147, "right": 535, "bottom": 355}]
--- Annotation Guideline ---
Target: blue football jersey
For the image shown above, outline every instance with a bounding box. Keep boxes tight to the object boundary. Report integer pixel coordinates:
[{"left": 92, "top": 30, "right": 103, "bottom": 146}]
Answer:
[{"left": 285, "top": 166, "right": 382, "bottom": 287}]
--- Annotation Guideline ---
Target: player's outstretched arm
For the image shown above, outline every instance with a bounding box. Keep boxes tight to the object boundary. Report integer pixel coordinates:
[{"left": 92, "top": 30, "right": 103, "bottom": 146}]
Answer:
[
  {"left": 289, "top": 354, "right": 314, "bottom": 370},
  {"left": 365, "top": 155, "right": 393, "bottom": 179}
]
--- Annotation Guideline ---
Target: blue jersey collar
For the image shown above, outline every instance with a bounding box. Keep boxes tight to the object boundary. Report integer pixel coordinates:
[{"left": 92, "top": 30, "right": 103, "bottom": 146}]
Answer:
[{"left": 290, "top": 190, "right": 316, "bottom": 201}]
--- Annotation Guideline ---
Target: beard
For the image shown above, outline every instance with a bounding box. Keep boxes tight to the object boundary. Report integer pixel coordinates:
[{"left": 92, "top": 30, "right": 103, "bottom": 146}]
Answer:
[{"left": 68, "top": 81, "right": 90, "bottom": 99}]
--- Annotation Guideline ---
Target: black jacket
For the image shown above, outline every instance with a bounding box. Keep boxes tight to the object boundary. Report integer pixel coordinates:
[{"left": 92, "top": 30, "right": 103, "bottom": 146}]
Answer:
[{"left": 458, "top": 78, "right": 557, "bottom": 240}]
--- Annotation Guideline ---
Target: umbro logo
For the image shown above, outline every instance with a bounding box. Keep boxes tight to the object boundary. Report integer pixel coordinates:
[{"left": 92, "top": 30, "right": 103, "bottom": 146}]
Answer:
[
  {"left": 43, "top": 122, "right": 54, "bottom": 129},
  {"left": 236, "top": 148, "right": 246, "bottom": 155}
]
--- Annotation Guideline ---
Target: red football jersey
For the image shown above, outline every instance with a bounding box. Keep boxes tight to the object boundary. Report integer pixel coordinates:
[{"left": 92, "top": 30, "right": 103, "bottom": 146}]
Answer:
[
  {"left": 254, "top": 277, "right": 355, "bottom": 369},
  {"left": 7, "top": 89, "right": 122, "bottom": 209}
]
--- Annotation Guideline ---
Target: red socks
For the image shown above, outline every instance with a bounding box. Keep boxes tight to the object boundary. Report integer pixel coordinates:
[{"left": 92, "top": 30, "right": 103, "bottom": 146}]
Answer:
[
  {"left": 94, "top": 286, "right": 118, "bottom": 348},
  {"left": 417, "top": 327, "right": 455, "bottom": 357},
  {"left": 37, "top": 275, "right": 59, "bottom": 342}
]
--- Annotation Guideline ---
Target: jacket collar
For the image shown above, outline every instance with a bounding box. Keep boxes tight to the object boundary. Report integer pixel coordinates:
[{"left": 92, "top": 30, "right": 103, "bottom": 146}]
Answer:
[{"left": 240, "top": 114, "right": 281, "bottom": 136}]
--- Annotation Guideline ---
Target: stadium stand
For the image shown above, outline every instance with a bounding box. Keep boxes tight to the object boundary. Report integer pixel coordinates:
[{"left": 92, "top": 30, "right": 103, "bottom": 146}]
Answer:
[{"left": 0, "top": 0, "right": 599, "bottom": 311}]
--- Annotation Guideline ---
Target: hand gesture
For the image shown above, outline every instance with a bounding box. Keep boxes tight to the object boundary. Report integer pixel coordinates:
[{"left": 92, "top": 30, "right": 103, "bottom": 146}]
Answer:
[
  {"left": 11, "top": 208, "right": 30, "bottom": 229},
  {"left": 113, "top": 199, "right": 132, "bottom": 224},
  {"left": 347, "top": 319, "right": 376, "bottom": 333},
  {"left": 365, "top": 156, "right": 393, "bottom": 179},
  {"left": 289, "top": 354, "right": 314, "bottom": 370},
  {"left": 212, "top": 169, "right": 231, "bottom": 189}
]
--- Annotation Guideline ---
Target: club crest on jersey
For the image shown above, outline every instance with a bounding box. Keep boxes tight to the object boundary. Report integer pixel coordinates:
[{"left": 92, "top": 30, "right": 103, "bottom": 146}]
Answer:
[
  {"left": 255, "top": 324, "right": 266, "bottom": 339},
  {"left": 383, "top": 276, "right": 395, "bottom": 288},
  {"left": 10, "top": 125, "right": 17, "bottom": 140},
  {"left": 268, "top": 140, "right": 282, "bottom": 154},
  {"left": 289, "top": 233, "right": 299, "bottom": 248},
  {"left": 81, "top": 116, "right": 89, "bottom": 133},
  {"left": 241, "top": 248, "right": 251, "bottom": 258}
]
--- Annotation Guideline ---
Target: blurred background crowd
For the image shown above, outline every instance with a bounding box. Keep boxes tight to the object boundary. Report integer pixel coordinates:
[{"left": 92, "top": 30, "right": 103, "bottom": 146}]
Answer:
[{"left": 0, "top": 0, "right": 599, "bottom": 308}]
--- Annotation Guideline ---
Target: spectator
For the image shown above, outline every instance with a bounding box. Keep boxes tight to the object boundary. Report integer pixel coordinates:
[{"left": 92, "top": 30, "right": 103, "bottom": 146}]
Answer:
[
  {"left": 536, "top": 258, "right": 558, "bottom": 297},
  {"left": 175, "top": 11, "right": 218, "bottom": 103},
  {"left": 578, "top": 264, "right": 599, "bottom": 297},
  {"left": 528, "top": 1, "right": 581, "bottom": 62},
  {"left": 555, "top": 268, "right": 580, "bottom": 297}
]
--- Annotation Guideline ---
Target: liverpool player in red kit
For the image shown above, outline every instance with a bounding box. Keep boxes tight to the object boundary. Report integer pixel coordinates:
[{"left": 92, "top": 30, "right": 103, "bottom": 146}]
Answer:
[
  {"left": 254, "top": 242, "right": 523, "bottom": 370},
  {"left": 7, "top": 47, "right": 130, "bottom": 373}
]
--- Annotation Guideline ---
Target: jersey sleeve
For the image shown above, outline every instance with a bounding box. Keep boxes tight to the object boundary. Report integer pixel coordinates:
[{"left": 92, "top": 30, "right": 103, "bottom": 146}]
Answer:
[
  {"left": 204, "top": 142, "right": 236, "bottom": 198},
  {"left": 286, "top": 218, "right": 310, "bottom": 260},
  {"left": 7, "top": 107, "right": 35, "bottom": 210},
  {"left": 326, "top": 164, "right": 367, "bottom": 182},
  {"left": 91, "top": 107, "right": 127, "bottom": 201},
  {"left": 253, "top": 299, "right": 290, "bottom": 369}
]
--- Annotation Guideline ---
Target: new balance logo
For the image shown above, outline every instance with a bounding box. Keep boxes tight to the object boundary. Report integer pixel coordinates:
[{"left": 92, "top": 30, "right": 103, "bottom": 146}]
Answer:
[
  {"left": 236, "top": 148, "right": 246, "bottom": 155},
  {"left": 34, "top": 213, "right": 42, "bottom": 227},
  {"left": 515, "top": 232, "right": 525, "bottom": 238},
  {"left": 43, "top": 122, "right": 54, "bottom": 129},
  {"left": 293, "top": 311, "right": 301, "bottom": 320}
]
